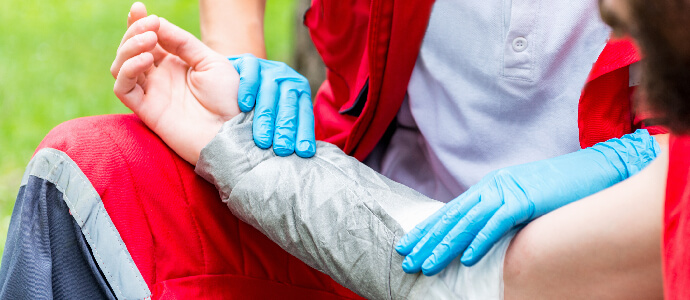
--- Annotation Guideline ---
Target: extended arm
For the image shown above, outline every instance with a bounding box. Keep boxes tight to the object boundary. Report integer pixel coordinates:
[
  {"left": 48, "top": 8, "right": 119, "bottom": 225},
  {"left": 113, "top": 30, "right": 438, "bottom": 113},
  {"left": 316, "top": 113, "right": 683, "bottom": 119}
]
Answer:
[
  {"left": 504, "top": 139, "right": 667, "bottom": 299},
  {"left": 195, "top": 112, "right": 445, "bottom": 299},
  {"left": 396, "top": 130, "right": 661, "bottom": 274},
  {"left": 195, "top": 112, "right": 666, "bottom": 300},
  {"left": 112, "top": 8, "right": 665, "bottom": 299},
  {"left": 112, "top": 10, "right": 504, "bottom": 298}
]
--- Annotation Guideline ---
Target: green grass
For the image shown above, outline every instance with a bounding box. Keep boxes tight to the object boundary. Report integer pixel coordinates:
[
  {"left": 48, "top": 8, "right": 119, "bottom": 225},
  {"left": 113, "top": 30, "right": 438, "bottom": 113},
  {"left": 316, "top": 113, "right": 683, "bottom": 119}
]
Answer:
[{"left": 0, "top": 0, "right": 296, "bottom": 254}]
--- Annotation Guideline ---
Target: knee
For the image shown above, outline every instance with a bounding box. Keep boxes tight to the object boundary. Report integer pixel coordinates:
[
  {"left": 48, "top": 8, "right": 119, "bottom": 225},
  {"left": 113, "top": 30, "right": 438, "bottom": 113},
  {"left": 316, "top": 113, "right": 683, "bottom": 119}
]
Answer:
[
  {"left": 37, "top": 114, "right": 157, "bottom": 158},
  {"left": 35, "top": 114, "right": 188, "bottom": 190},
  {"left": 36, "top": 114, "right": 182, "bottom": 172}
]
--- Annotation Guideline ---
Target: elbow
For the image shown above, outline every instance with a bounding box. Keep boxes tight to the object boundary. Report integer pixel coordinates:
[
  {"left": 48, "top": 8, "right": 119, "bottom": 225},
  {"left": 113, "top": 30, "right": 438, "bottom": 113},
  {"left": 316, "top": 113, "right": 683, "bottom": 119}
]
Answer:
[{"left": 502, "top": 229, "right": 540, "bottom": 300}]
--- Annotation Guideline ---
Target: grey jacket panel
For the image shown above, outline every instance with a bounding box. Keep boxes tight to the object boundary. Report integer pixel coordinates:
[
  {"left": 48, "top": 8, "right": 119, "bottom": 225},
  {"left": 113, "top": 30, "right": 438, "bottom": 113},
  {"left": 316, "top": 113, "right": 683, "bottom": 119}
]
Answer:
[
  {"left": 0, "top": 175, "right": 115, "bottom": 300},
  {"left": 0, "top": 149, "right": 151, "bottom": 300},
  {"left": 196, "top": 113, "right": 449, "bottom": 300}
]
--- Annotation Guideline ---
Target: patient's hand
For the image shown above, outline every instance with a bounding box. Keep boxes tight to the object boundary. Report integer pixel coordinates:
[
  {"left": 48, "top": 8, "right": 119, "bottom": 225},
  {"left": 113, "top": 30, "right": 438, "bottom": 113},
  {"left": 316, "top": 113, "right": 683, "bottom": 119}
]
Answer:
[{"left": 111, "top": 2, "right": 240, "bottom": 165}]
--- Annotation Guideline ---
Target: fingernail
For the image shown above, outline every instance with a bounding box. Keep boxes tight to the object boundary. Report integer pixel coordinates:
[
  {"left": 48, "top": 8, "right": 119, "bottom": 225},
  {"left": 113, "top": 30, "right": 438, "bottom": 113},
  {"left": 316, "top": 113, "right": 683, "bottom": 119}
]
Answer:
[
  {"left": 296, "top": 140, "right": 314, "bottom": 154},
  {"left": 274, "top": 149, "right": 293, "bottom": 157},
  {"left": 254, "top": 118, "right": 274, "bottom": 149},
  {"left": 422, "top": 257, "right": 435, "bottom": 271},
  {"left": 395, "top": 236, "right": 408, "bottom": 250},
  {"left": 241, "top": 95, "right": 254, "bottom": 112},
  {"left": 395, "top": 242, "right": 404, "bottom": 252},
  {"left": 402, "top": 257, "right": 415, "bottom": 271},
  {"left": 255, "top": 138, "right": 271, "bottom": 149},
  {"left": 461, "top": 248, "right": 473, "bottom": 262},
  {"left": 273, "top": 139, "right": 294, "bottom": 157}
]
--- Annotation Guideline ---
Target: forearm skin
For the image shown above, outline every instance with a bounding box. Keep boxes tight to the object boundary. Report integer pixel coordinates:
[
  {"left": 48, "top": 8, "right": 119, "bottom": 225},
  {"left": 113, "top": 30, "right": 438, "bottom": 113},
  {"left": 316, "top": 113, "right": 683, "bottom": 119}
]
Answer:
[{"left": 199, "top": 0, "right": 267, "bottom": 57}]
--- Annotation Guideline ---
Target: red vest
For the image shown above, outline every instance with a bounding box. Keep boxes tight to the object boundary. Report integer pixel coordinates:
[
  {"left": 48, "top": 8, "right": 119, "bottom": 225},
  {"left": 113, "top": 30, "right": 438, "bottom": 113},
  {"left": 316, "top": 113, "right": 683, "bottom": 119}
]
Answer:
[
  {"left": 664, "top": 134, "right": 690, "bottom": 299},
  {"left": 306, "top": 0, "right": 666, "bottom": 161}
]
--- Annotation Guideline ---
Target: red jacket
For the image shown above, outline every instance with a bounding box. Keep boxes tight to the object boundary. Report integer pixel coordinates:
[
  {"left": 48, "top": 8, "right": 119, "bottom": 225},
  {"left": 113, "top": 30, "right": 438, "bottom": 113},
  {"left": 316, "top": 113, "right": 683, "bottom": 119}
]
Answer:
[
  {"left": 664, "top": 134, "right": 690, "bottom": 299},
  {"left": 305, "top": 0, "right": 666, "bottom": 161}
]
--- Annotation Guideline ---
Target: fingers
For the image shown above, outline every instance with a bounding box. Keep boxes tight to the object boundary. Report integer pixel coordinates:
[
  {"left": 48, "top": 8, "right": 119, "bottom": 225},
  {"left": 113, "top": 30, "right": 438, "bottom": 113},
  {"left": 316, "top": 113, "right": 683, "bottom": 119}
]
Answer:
[
  {"left": 420, "top": 203, "right": 497, "bottom": 276},
  {"left": 295, "top": 93, "right": 316, "bottom": 158},
  {"left": 111, "top": 31, "right": 158, "bottom": 78},
  {"left": 127, "top": 2, "right": 148, "bottom": 27},
  {"left": 110, "top": 13, "right": 160, "bottom": 78},
  {"left": 395, "top": 188, "right": 479, "bottom": 255},
  {"left": 273, "top": 86, "right": 300, "bottom": 156},
  {"left": 273, "top": 78, "right": 311, "bottom": 156},
  {"left": 400, "top": 195, "right": 481, "bottom": 273},
  {"left": 401, "top": 219, "right": 456, "bottom": 274},
  {"left": 125, "top": 3, "right": 167, "bottom": 65},
  {"left": 395, "top": 204, "right": 451, "bottom": 256},
  {"left": 252, "top": 77, "right": 279, "bottom": 149},
  {"left": 232, "top": 55, "right": 261, "bottom": 112},
  {"left": 156, "top": 17, "right": 218, "bottom": 70},
  {"left": 118, "top": 14, "right": 159, "bottom": 50},
  {"left": 114, "top": 52, "right": 154, "bottom": 111},
  {"left": 460, "top": 206, "right": 515, "bottom": 267},
  {"left": 230, "top": 56, "right": 315, "bottom": 156}
]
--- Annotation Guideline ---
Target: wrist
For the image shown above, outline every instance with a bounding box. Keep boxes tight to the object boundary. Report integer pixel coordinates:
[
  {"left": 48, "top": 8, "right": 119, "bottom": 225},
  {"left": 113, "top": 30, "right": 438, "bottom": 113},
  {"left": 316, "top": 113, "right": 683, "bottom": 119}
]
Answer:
[
  {"left": 524, "top": 129, "right": 660, "bottom": 217},
  {"left": 586, "top": 129, "right": 661, "bottom": 178},
  {"left": 187, "top": 123, "right": 223, "bottom": 166}
]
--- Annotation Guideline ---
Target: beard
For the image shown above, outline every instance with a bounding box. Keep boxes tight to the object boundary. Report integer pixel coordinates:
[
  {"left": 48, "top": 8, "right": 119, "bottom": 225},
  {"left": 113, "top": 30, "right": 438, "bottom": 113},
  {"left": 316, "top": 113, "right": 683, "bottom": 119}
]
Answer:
[
  {"left": 627, "top": 0, "right": 690, "bottom": 134},
  {"left": 599, "top": 0, "right": 690, "bottom": 133}
]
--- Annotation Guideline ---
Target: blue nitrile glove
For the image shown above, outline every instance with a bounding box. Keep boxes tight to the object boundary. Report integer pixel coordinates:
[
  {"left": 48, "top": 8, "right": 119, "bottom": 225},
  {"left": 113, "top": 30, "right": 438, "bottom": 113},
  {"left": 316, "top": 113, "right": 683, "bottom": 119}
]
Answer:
[
  {"left": 395, "top": 129, "right": 661, "bottom": 276},
  {"left": 228, "top": 54, "right": 316, "bottom": 158}
]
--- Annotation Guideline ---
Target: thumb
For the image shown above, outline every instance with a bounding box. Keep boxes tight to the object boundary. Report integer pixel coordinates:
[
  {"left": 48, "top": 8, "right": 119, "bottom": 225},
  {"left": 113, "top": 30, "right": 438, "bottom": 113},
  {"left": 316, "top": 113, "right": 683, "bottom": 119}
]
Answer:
[{"left": 155, "top": 17, "right": 219, "bottom": 70}]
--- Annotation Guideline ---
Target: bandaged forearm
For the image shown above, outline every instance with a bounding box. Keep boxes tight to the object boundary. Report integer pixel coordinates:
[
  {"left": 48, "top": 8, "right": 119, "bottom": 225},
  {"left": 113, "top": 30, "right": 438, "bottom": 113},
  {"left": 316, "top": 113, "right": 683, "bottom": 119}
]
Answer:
[{"left": 195, "top": 112, "right": 510, "bottom": 299}]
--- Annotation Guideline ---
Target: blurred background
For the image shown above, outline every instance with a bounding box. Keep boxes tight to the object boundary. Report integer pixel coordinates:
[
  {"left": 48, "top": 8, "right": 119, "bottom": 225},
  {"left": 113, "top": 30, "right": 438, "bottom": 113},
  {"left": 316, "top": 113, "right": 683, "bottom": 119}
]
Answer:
[{"left": 0, "top": 0, "right": 324, "bottom": 255}]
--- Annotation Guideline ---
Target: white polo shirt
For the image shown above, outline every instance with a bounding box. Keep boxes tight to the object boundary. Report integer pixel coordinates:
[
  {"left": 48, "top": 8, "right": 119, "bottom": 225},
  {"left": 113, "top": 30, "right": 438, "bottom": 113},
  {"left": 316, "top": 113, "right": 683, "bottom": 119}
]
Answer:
[{"left": 365, "top": 0, "right": 611, "bottom": 202}]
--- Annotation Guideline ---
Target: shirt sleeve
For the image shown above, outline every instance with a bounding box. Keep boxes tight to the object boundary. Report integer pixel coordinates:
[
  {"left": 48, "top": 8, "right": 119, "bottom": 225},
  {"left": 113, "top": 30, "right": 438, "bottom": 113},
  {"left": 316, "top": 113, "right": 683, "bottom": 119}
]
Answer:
[{"left": 195, "top": 112, "right": 448, "bottom": 300}]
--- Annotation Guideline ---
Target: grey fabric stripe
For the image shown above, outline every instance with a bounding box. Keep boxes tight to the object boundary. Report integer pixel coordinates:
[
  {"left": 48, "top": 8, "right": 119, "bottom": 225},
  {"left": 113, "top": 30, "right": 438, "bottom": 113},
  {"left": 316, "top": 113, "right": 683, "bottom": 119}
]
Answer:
[{"left": 21, "top": 148, "right": 151, "bottom": 300}]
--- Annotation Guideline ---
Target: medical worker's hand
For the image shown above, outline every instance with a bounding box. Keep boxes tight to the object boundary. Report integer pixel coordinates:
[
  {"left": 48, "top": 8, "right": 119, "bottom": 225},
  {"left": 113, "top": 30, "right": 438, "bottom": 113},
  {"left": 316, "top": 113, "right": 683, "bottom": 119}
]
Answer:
[
  {"left": 229, "top": 54, "right": 316, "bottom": 158},
  {"left": 111, "top": 3, "right": 240, "bottom": 165},
  {"left": 395, "top": 130, "right": 661, "bottom": 276}
]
